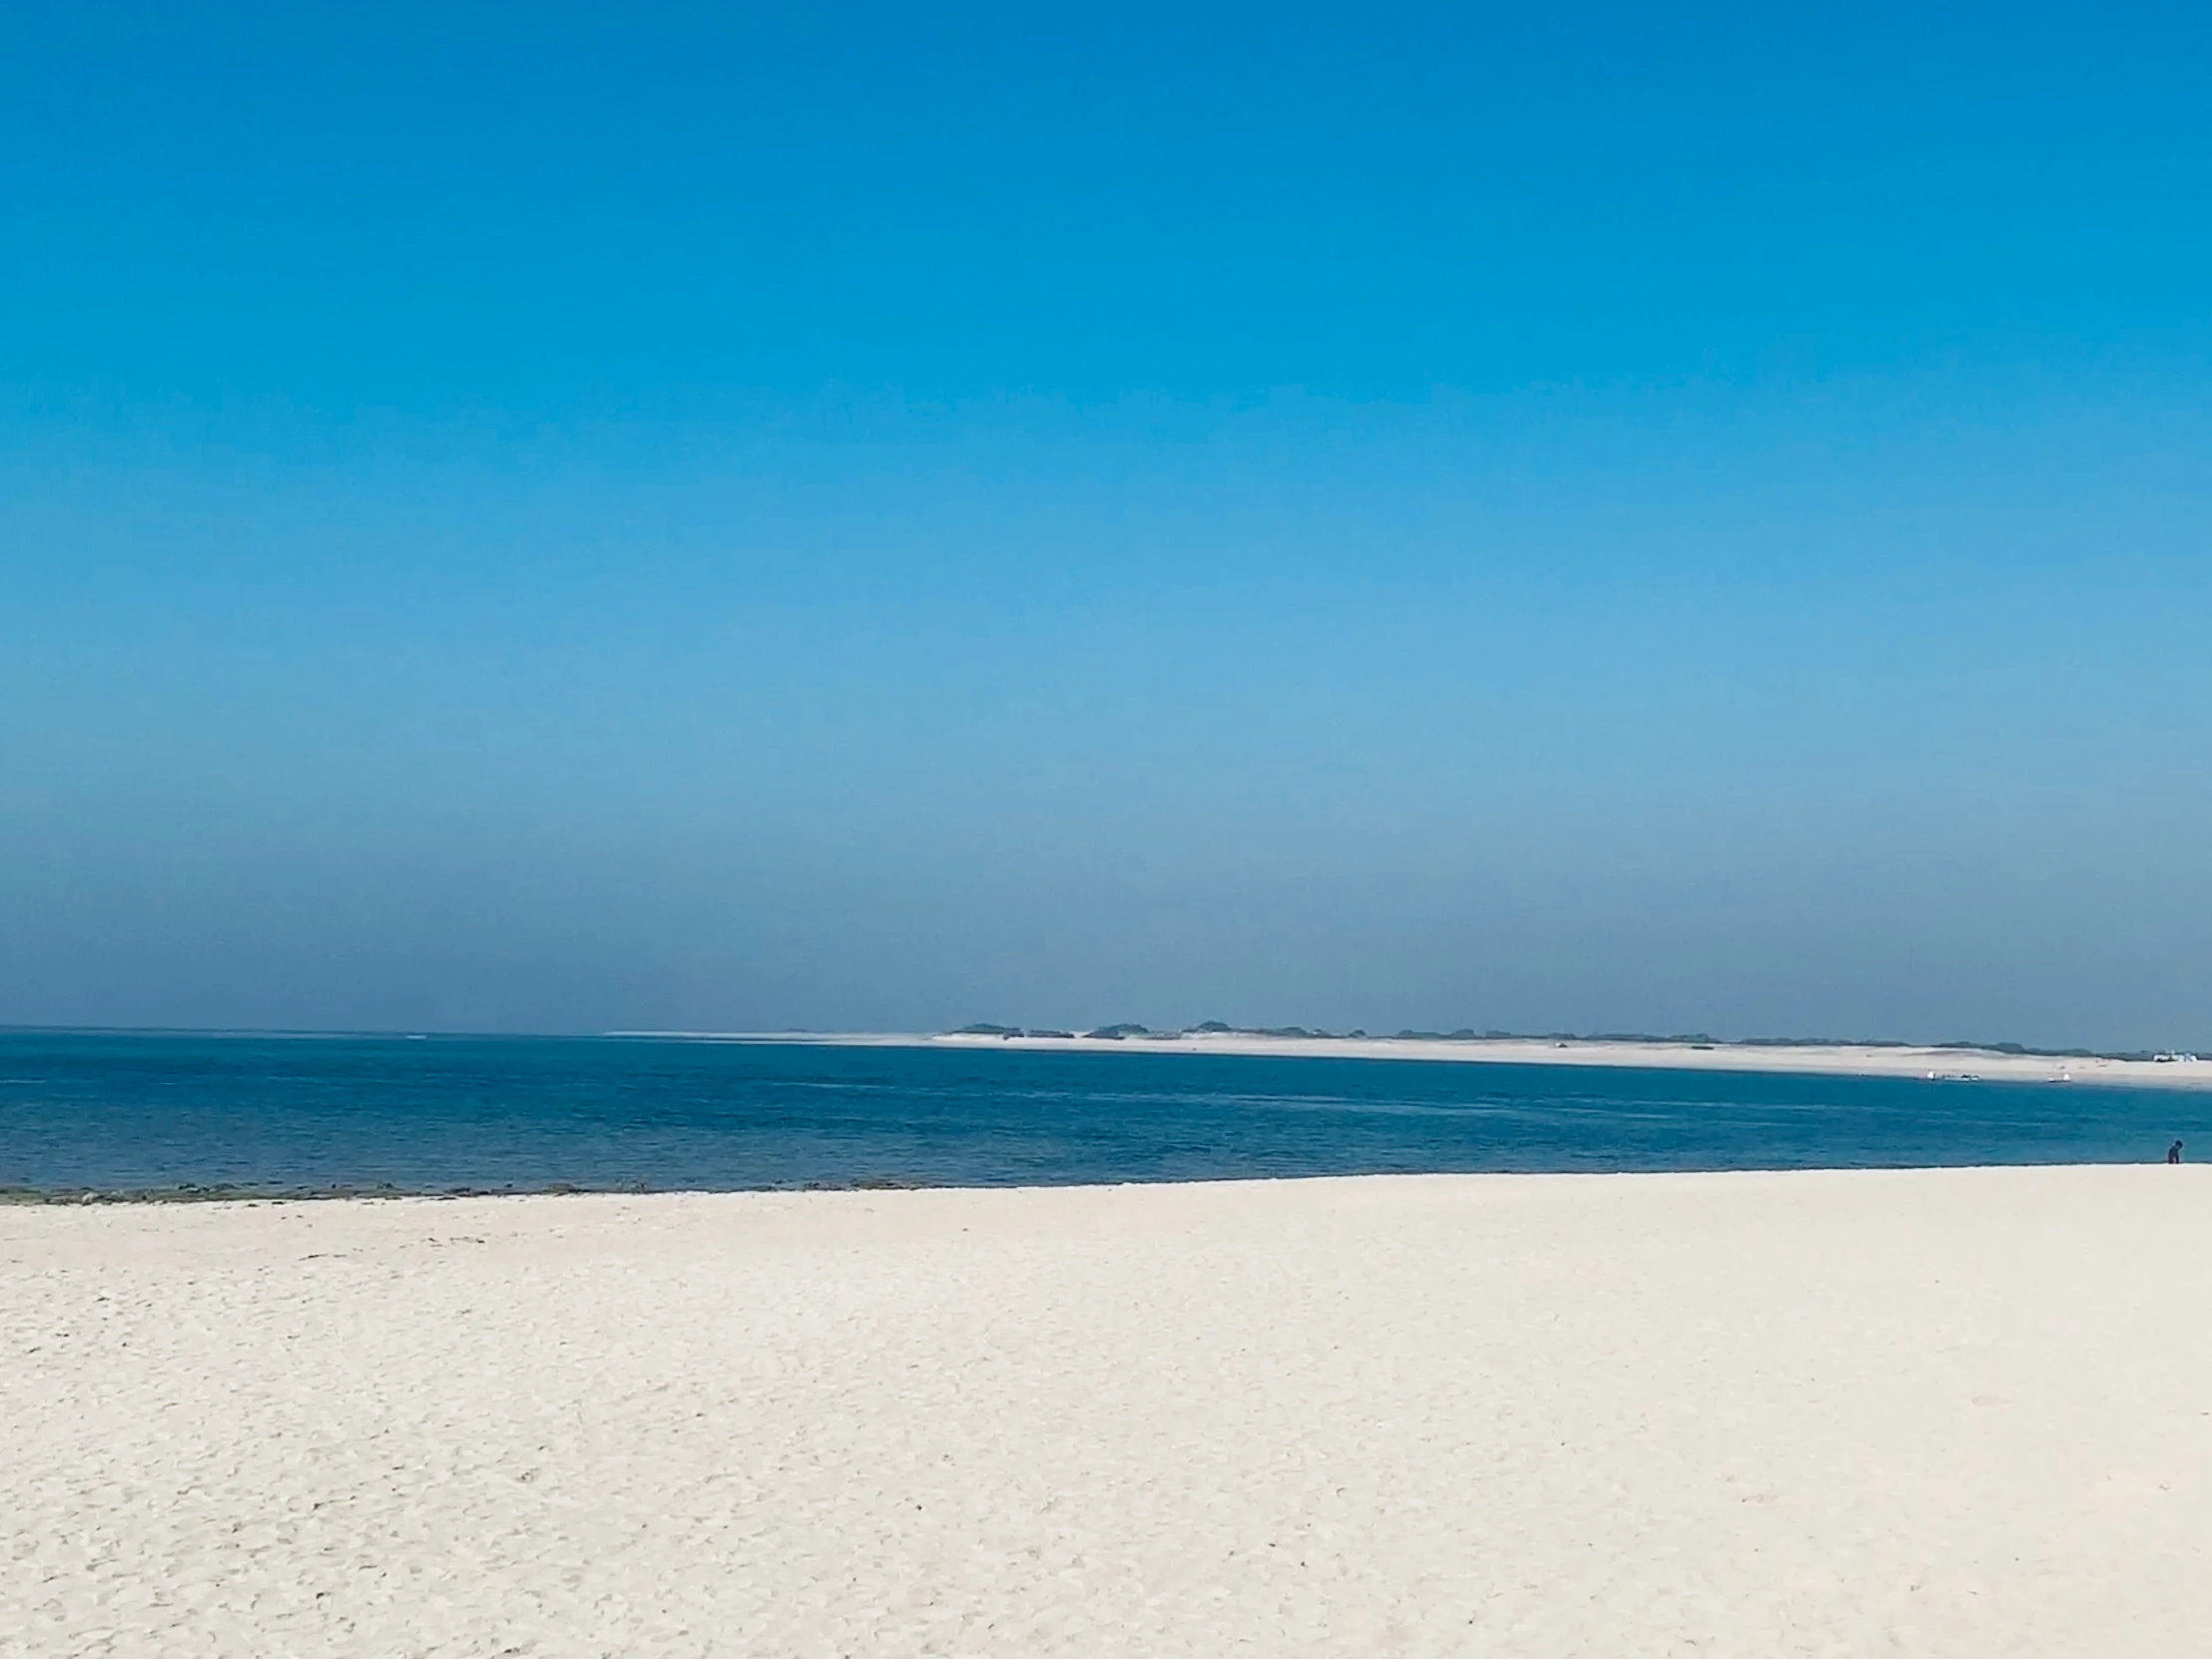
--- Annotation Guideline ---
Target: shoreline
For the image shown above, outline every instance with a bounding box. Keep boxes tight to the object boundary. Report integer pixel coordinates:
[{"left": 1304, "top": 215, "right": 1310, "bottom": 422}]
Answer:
[
  {"left": 5, "top": 1146, "right": 2204, "bottom": 1206},
  {"left": 631, "top": 1027, "right": 2212, "bottom": 1089}
]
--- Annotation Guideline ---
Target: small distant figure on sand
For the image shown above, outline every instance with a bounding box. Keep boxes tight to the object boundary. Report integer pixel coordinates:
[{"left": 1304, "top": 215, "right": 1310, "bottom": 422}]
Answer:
[{"left": 2168, "top": 1139, "right": 2184, "bottom": 1165}]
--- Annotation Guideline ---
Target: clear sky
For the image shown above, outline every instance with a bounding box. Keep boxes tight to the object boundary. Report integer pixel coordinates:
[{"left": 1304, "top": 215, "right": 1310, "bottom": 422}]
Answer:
[{"left": 5, "top": 2, "right": 2210, "bottom": 1045}]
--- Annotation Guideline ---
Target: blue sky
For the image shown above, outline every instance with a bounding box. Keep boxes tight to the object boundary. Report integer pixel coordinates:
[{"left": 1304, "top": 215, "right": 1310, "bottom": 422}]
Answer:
[{"left": 5, "top": 3, "right": 2210, "bottom": 1043}]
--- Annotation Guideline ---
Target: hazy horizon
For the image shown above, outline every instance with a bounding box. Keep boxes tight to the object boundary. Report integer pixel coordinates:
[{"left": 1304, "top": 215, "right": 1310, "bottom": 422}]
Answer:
[
  {"left": 3, "top": 1024, "right": 2204, "bottom": 1066},
  {"left": 7, "top": 4, "right": 2211, "bottom": 1050}
]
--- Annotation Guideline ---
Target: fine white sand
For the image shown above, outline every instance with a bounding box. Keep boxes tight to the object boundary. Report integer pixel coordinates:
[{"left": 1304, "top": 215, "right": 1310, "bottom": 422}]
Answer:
[{"left": 7, "top": 1169, "right": 2211, "bottom": 1656}]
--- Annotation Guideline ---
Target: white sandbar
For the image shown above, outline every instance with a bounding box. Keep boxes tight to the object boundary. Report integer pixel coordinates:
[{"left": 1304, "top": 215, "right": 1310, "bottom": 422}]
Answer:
[
  {"left": 634, "top": 1029, "right": 2212, "bottom": 1089},
  {"left": 911, "top": 1030, "right": 2212, "bottom": 1088},
  {"left": 7, "top": 1168, "right": 2211, "bottom": 1655}
]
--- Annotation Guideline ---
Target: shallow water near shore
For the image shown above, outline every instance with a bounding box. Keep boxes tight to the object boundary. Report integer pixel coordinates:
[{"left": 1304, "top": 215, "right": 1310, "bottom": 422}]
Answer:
[{"left": 2, "top": 1029, "right": 2206, "bottom": 1197}]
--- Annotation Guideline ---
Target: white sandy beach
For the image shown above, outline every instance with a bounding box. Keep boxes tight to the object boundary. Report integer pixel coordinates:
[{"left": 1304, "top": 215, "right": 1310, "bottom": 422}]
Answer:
[
  {"left": 7, "top": 1169, "right": 2211, "bottom": 1656},
  {"left": 630, "top": 1028, "right": 2212, "bottom": 1088},
  {"left": 907, "top": 1030, "right": 2212, "bottom": 1088}
]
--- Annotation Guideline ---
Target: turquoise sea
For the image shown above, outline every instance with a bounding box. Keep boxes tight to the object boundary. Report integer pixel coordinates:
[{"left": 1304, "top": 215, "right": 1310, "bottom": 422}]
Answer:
[{"left": 2, "top": 1031, "right": 2206, "bottom": 1198}]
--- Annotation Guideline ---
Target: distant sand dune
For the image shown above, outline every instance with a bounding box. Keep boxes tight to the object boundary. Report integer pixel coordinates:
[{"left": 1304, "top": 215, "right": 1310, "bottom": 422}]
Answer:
[{"left": 7, "top": 1169, "right": 2211, "bottom": 1654}]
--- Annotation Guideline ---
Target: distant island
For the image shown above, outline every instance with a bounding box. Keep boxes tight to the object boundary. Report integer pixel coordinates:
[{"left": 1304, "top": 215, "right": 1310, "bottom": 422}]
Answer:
[
  {"left": 946, "top": 1019, "right": 2205, "bottom": 1061},
  {"left": 615, "top": 1025, "right": 2211, "bottom": 1089},
  {"left": 926, "top": 1023, "right": 2211, "bottom": 1090}
]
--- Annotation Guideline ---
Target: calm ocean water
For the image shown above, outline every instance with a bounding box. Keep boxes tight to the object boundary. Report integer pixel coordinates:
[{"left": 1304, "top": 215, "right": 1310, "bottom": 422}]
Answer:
[{"left": 2, "top": 1031, "right": 2207, "bottom": 1197}]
